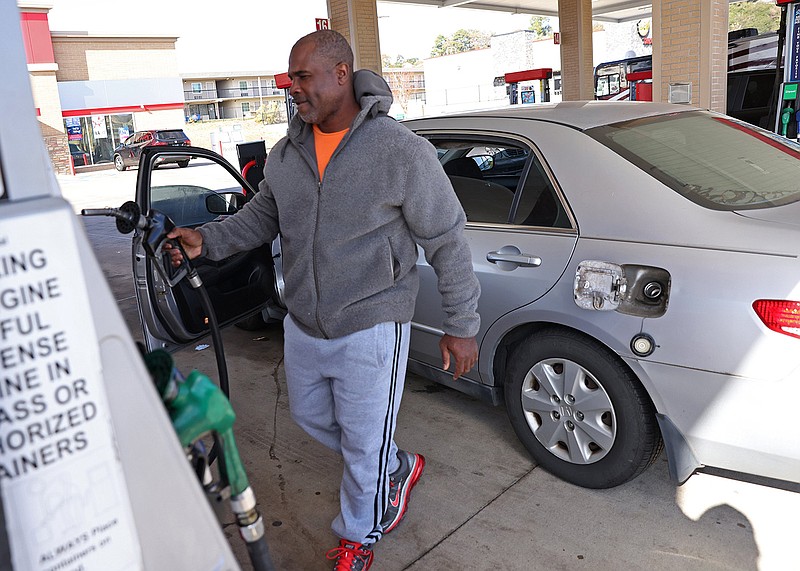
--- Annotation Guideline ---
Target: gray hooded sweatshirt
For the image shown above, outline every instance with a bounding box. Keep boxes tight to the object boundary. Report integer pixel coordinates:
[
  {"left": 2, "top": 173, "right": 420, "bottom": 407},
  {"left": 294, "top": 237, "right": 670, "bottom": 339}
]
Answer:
[{"left": 197, "top": 70, "right": 480, "bottom": 340}]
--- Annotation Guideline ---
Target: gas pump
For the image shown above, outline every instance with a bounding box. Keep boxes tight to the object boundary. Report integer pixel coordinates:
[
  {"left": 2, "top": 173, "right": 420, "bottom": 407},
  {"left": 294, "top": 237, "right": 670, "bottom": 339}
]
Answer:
[
  {"left": 274, "top": 72, "right": 295, "bottom": 123},
  {"left": 0, "top": 3, "right": 245, "bottom": 569},
  {"left": 774, "top": 0, "right": 800, "bottom": 138},
  {"left": 237, "top": 140, "right": 268, "bottom": 196},
  {"left": 780, "top": 84, "right": 797, "bottom": 137},
  {"left": 504, "top": 68, "right": 553, "bottom": 105},
  {"left": 626, "top": 69, "right": 653, "bottom": 102}
]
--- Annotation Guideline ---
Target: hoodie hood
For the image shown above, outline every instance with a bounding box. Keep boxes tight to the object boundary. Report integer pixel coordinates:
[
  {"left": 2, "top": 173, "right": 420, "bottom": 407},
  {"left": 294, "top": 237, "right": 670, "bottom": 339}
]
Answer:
[
  {"left": 353, "top": 69, "right": 393, "bottom": 115},
  {"left": 287, "top": 69, "right": 394, "bottom": 142}
]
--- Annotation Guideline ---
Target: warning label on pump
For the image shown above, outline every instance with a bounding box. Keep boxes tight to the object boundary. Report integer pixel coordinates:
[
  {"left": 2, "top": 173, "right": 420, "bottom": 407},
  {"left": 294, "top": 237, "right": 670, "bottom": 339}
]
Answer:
[{"left": 0, "top": 208, "right": 141, "bottom": 570}]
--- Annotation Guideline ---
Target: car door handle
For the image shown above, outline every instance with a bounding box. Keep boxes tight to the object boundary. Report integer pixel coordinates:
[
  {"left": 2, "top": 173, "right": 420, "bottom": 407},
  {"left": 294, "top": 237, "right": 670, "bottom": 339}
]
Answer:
[{"left": 487, "top": 250, "right": 542, "bottom": 268}]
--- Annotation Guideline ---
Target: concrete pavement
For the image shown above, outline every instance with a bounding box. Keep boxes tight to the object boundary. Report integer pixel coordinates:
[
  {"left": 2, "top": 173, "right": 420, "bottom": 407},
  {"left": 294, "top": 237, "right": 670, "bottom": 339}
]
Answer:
[{"left": 64, "top": 170, "right": 799, "bottom": 571}]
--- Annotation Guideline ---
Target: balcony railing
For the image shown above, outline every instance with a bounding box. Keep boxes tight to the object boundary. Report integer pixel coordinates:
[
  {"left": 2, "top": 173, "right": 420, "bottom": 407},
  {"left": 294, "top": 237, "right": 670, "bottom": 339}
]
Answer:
[
  {"left": 218, "top": 87, "right": 283, "bottom": 98},
  {"left": 184, "top": 86, "right": 284, "bottom": 101},
  {"left": 184, "top": 89, "right": 218, "bottom": 100}
]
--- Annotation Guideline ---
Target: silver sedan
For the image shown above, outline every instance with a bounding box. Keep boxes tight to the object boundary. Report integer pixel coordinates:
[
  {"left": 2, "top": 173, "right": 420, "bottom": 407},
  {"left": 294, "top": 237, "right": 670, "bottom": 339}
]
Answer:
[{"left": 403, "top": 102, "right": 800, "bottom": 489}]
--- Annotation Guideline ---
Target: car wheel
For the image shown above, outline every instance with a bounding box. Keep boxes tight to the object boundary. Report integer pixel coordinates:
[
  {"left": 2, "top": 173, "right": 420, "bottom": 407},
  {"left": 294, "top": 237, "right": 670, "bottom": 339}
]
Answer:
[
  {"left": 177, "top": 160, "right": 189, "bottom": 168},
  {"left": 504, "top": 328, "right": 662, "bottom": 488},
  {"left": 114, "top": 154, "right": 126, "bottom": 171}
]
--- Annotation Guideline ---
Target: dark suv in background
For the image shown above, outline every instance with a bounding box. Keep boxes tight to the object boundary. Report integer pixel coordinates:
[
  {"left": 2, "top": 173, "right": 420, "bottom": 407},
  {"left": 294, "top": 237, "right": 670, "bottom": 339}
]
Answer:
[{"left": 113, "top": 129, "right": 192, "bottom": 171}]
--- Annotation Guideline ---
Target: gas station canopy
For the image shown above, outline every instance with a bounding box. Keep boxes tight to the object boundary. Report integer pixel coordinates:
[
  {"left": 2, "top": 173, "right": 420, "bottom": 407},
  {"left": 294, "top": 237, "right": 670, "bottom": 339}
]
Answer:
[
  {"left": 384, "top": 0, "right": 766, "bottom": 24},
  {"left": 384, "top": 0, "right": 653, "bottom": 23}
]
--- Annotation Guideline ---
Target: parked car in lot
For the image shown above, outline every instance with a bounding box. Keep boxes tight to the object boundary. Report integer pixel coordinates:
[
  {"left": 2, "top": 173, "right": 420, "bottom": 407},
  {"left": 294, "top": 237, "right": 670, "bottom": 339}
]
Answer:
[
  {"left": 130, "top": 102, "right": 800, "bottom": 490},
  {"left": 113, "top": 129, "right": 192, "bottom": 171}
]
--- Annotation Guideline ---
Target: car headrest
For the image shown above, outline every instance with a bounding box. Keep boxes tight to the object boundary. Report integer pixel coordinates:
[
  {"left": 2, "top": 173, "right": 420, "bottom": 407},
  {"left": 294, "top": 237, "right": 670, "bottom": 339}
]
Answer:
[{"left": 443, "top": 157, "right": 483, "bottom": 179}]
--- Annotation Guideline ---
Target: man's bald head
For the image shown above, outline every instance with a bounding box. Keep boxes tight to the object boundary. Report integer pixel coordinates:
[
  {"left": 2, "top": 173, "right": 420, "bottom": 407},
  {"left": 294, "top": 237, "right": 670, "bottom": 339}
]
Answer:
[
  {"left": 288, "top": 29, "right": 360, "bottom": 132},
  {"left": 294, "top": 30, "right": 354, "bottom": 72}
]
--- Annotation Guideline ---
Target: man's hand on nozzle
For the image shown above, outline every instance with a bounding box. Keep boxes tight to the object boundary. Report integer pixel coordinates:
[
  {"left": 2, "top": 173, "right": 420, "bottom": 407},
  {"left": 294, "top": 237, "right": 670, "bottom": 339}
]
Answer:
[
  {"left": 439, "top": 334, "right": 479, "bottom": 380},
  {"left": 164, "top": 227, "right": 203, "bottom": 267}
]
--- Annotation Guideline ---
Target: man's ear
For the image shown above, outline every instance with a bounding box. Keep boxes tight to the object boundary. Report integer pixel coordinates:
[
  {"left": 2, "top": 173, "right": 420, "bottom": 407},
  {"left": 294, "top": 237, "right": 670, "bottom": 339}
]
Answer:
[{"left": 335, "top": 63, "right": 350, "bottom": 85}]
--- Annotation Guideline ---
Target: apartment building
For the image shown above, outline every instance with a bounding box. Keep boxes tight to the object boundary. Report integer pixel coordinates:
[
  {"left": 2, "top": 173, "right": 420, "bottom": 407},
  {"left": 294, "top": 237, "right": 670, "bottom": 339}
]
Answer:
[{"left": 181, "top": 72, "right": 285, "bottom": 121}]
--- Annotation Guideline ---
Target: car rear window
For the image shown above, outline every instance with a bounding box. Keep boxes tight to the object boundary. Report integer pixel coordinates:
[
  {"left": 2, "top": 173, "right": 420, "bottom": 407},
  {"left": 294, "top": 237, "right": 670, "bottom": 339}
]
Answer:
[
  {"left": 586, "top": 110, "right": 800, "bottom": 210},
  {"left": 156, "top": 130, "right": 188, "bottom": 141}
]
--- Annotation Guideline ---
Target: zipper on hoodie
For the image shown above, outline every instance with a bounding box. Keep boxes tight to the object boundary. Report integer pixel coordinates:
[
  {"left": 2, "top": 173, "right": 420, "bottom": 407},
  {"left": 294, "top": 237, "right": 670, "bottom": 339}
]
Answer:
[
  {"left": 289, "top": 137, "right": 331, "bottom": 339},
  {"left": 312, "top": 177, "right": 328, "bottom": 338},
  {"left": 309, "top": 133, "right": 355, "bottom": 339}
]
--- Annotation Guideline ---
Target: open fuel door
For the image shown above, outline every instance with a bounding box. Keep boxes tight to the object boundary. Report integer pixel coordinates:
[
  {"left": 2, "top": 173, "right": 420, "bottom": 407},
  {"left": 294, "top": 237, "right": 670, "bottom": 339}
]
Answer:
[{"left": 133, "top": 146, "right": 284, "bottom": 352}]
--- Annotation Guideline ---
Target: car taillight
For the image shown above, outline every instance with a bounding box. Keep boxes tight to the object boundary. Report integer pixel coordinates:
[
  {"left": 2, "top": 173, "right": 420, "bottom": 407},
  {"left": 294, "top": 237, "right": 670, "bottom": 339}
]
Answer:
[
  {"left": 185, "top": 139, "right": 191, "bottom": 146},
  {"left": 151, "top": 140, "right": 168, "bottom": 146},
  {"left": 753, "top": 299, "right": 800, "bottom": 339}
]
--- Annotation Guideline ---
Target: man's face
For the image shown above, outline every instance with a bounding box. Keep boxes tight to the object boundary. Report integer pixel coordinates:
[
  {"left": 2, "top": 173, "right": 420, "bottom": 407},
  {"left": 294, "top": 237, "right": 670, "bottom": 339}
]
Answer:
[{"left": 288, "top": 40, "right": 344, "bottom": 126}]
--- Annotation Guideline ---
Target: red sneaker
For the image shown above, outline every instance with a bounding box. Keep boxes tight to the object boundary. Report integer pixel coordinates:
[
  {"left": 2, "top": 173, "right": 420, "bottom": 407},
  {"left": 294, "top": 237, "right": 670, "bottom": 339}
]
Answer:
[
  {"left": 326, "top": 539, "right": 374, "bottom": 571},
  {"left": 381, "top": 450, "right": 425, "bottom": 533}
]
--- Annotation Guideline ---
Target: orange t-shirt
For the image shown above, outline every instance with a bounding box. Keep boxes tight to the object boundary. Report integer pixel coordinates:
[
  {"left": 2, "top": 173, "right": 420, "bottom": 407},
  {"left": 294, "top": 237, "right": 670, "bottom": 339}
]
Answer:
[{"left": 313, "top": 124, "right": 348, "bottom": 180}]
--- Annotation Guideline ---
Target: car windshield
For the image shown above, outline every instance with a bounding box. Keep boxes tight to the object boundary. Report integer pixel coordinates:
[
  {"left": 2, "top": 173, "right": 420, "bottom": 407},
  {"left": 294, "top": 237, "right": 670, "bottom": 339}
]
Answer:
[
  {"left": 157, "top": 130, "right": 187, "bottom": 140},
  {"left": 587, "top": 110, "right": 800, "bottom": 210}
]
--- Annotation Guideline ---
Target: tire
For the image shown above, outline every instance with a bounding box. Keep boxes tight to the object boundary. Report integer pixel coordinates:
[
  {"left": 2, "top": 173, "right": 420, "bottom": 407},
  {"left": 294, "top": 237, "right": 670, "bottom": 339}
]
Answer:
[
  {"left": 114, "top": 154, "right": 127, "bottom": 171},
  {"left": 504, "top": 328, "right": 662, "bottom": 488},
  {"left": 177, "top": 160, "right": 189, "bottom": 168}
]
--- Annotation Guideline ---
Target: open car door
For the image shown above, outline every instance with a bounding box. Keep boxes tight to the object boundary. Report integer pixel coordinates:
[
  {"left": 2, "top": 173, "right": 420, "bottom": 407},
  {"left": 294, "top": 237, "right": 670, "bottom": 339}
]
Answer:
[{"left": 133, "top": 145, "right": 285, "bottom": 352}]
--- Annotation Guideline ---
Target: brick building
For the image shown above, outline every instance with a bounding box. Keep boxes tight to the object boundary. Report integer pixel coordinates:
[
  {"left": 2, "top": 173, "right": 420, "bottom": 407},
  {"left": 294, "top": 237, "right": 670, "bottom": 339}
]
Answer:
[{"left": 20, "top": 3, "right": 184, "bottom": 174}]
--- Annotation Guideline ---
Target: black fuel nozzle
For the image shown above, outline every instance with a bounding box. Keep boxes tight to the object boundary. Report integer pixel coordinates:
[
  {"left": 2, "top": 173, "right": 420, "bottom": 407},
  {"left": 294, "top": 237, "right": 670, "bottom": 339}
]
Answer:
[
  {"left": 141, "top": 209, "right": 197, "bottom": 288},
  {"left": 82, "top": 202, "right": 199, "bottom": 289},
  {"left": 81, "top": 200, "right": 147, "bottom": 234},
  {"left": 143, "top": 209, "right": 176, "bottom": 259}
]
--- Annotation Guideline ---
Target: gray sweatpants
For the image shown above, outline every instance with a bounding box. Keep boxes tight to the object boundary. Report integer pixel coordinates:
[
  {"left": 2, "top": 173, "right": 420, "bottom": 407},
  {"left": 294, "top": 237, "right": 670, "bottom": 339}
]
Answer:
[{"left": 283, "top": 314, "right": 411, "bottom": 545}]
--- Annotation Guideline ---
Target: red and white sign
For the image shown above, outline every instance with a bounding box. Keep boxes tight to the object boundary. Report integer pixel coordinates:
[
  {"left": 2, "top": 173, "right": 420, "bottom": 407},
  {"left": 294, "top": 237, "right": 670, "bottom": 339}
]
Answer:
[
  {"left": 553, "top": 32, "right": 560, "bottom": 45},
  {"left": 315, "top": 18, "right": 330, "bottom": 30}
]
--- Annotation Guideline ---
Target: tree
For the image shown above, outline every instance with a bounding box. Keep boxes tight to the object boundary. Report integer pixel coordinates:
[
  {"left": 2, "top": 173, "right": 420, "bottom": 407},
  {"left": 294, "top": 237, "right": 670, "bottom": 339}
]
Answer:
[
  {"left": 253, "top": 101, "right": 283, "bottom": 125},
  {"left": 528, "top": 16, "right": 553, "bottom": 38},
  {"left": 384, "top": 69, "right": 422, "bottom": 117},
  {"left": 381, "top": 54, "right": 423, "bottom": 70},
  {"left": 430, "top": 29, "right": 491, "bottom": 57},
  {"left": 729, "top": 0, "right": 780, "bottom": 34}
]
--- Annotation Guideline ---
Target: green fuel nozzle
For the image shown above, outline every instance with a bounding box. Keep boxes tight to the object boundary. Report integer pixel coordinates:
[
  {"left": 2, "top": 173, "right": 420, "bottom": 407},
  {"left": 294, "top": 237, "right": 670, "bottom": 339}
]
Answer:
[
  {"left": 781, "top": 106, "right": 794, "bottom": 137},
  {"left": 142, "top": 350, "right": 269, "bottom": 565},
  {"left": 168, "top": 369, "right": 249, "bottom": 496}
]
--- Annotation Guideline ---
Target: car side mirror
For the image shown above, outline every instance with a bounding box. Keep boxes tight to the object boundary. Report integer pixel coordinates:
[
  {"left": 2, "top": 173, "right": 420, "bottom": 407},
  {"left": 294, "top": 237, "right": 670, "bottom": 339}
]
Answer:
[{"left": 206, "top": 192, "right": 245, "bottom": 215}]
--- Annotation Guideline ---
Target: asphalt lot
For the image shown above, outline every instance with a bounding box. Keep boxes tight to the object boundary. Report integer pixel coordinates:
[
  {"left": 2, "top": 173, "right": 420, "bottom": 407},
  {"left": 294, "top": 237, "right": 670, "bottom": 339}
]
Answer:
[{"left": 61, "top": 164, "right": 800, "bottom": 570}]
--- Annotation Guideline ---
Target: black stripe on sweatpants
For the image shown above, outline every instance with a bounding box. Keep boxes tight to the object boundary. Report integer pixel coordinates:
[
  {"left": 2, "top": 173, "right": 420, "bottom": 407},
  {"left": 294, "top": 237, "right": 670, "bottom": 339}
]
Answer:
[{"left": 368, "top": 322, "right": 402, "bottom": 542}]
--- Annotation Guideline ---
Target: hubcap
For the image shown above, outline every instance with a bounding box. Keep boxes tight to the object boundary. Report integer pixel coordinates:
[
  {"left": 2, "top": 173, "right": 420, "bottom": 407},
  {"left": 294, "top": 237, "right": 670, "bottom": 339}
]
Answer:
[{"left": 520, "top": 358, "right": 616, "bottom": 464}]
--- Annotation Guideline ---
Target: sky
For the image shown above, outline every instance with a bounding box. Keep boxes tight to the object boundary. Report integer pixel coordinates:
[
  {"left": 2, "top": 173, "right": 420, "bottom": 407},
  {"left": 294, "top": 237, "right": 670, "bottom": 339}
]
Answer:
[{"left": 44, "top": 1, "right": 536, "bottom": 73}]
